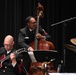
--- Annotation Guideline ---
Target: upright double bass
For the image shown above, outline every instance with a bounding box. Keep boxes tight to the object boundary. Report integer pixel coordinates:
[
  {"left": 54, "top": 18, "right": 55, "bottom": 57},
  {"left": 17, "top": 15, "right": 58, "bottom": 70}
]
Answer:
[
  {"left": 30, "top": 3, "right": 55, "bottom": 50},
  {"left": 29, "top": 4, "right": 57, "bottom": 75}
]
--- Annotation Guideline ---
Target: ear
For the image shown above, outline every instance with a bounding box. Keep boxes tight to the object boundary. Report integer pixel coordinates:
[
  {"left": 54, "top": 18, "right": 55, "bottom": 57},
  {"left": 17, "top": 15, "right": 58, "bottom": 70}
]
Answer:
[
  {"left": 27, "top": 22, "right": 29, "bottom": 26},
  {"left": 12, "top": 41, "right": 14, "bottom": 46}
]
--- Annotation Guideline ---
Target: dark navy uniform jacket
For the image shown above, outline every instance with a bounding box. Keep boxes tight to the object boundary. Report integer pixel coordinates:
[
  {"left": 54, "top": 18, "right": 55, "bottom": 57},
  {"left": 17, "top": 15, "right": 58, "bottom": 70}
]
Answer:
[{"left": 0, "top": 47, "right": 24, "bottom": 75}]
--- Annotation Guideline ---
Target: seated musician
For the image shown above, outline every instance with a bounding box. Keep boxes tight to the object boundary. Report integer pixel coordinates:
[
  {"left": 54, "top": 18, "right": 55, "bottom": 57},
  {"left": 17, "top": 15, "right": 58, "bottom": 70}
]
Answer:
[
  {"left": 18, "top": 16, "right": 57, "bottom": 75},
  {"left": 18, "top": 16, "right": 55, "bottom": 51},
  {"left": 0, "top": 35, "right": 25, "bottom": 75}
]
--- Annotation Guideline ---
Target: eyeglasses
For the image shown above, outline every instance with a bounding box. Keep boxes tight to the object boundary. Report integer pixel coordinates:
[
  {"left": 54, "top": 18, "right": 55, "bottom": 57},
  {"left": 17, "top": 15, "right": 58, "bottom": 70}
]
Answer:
[
  {"left": 3, "top": 43, "right": 12, "bottom": 46},
  {"left": 30, "top": 22, "right": 36, "bottom": 24}
]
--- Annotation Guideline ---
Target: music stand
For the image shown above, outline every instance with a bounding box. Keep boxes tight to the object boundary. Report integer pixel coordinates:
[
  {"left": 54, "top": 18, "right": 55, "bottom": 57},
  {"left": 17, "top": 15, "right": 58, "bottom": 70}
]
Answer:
[
  {"left": 22, "top": 51, "right": 32, "bottom": 63},
  {"left": 22, "top": 50, "right": 61, "bottom": 73},
  {"left": 33, "top": 50, "right": 61, "bottom": 62},
  {"left": 22, "top": 51, "right": 32, "bottom": 72},
  {"left": 33, "top": 50, "right": 61, "bottom": 73},
  {"left": 22, "top": 50, "right": 61, "bottom": 63}
]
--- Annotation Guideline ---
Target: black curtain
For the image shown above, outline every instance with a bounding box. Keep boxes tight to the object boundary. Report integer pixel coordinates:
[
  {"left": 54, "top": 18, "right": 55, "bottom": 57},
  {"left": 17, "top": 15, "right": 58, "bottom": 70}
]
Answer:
[{"left": 0, "top": 0, "right": 76, "bottom": 72}]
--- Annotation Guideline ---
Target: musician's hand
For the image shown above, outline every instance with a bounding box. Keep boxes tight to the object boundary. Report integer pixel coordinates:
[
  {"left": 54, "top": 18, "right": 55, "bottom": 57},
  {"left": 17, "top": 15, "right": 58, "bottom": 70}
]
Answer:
[
  {"left": 36, "top": 33, "right": 45, "bottom": 39},
  {"left": 10, "top": 53, "right": 17, "bottom": 64},
  {"left": 28, "top": 47, "right": 34, "bottom": 52}
]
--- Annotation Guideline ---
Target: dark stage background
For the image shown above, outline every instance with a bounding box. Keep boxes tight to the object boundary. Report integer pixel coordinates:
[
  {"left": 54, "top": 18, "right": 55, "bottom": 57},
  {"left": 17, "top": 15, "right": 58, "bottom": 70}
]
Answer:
[{"left": 0, "top": 0, "right": 76, "bottom": 73}]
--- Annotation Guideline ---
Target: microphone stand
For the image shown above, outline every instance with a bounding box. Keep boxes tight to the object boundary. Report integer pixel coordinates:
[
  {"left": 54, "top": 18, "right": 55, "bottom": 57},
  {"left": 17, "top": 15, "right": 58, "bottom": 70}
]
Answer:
[
  {"left": 51, "top": 17, "right": 76, "bottom": 26},
  {"left": 51, "top": 17, "right": 76, "bottom": 72}
]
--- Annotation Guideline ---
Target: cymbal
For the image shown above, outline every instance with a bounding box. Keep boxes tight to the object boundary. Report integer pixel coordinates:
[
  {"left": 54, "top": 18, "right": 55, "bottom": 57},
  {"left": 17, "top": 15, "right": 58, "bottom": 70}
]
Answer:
[
  {"left": 70, "top": 38, "right": 76, "bottom": 45},
  {"left": 65, "top": 44, "right": 76, "bottom": 53}
]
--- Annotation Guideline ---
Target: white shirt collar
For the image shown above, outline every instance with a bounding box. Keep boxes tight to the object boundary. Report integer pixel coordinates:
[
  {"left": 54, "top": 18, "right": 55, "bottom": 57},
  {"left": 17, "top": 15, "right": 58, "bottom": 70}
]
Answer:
[{"left": 7, "top": 50, "right": 11, "bottom": 54}]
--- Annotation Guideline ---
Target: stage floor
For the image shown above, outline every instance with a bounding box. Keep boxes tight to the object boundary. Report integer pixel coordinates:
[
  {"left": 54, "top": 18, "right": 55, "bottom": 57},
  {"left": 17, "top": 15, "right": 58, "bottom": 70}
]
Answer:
[{"left": 49, "top": 73, "right": 76, "bottom": 75}]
